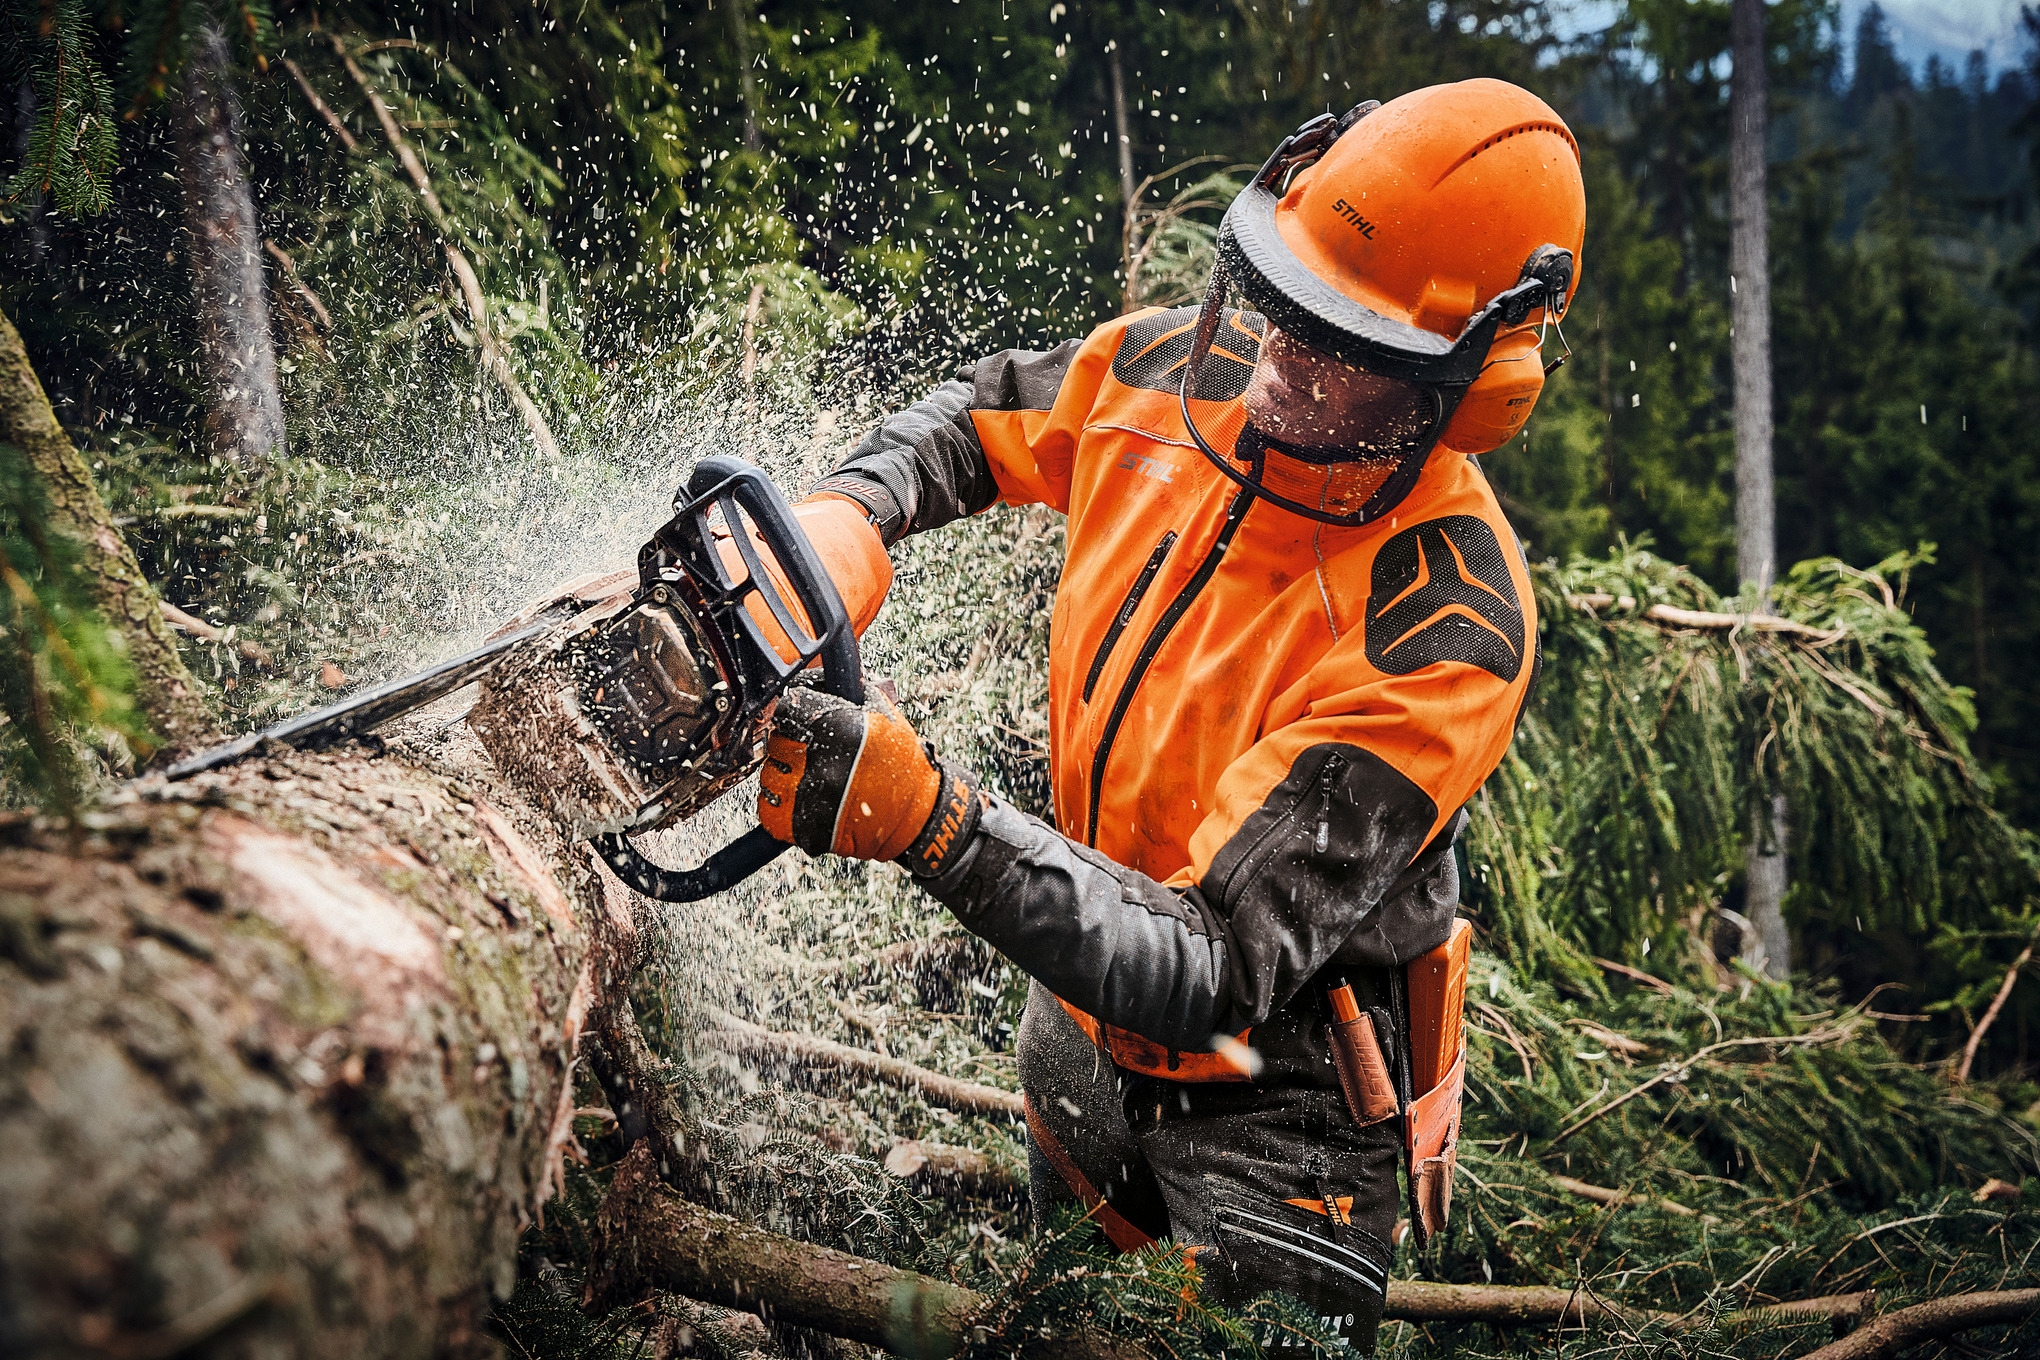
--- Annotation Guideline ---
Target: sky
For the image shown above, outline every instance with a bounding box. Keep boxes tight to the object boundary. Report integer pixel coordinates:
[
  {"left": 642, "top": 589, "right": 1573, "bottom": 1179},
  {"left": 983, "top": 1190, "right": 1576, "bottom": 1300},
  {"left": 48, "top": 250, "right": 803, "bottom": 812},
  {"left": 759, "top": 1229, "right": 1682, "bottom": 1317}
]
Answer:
[
  {"left": 1839, "top": 0, "right": 2028, "bottom": 75},
  {"left": 1556, "top": 0, "right": 2029, "bottom": 77}
]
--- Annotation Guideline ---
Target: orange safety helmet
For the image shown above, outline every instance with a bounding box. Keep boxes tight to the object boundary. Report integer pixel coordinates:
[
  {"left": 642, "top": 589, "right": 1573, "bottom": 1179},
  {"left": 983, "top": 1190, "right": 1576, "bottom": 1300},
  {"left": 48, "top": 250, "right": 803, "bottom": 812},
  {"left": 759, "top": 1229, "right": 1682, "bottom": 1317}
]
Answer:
[{"left": 1179, "top": 79, "right": 1586, "bottom": 526}]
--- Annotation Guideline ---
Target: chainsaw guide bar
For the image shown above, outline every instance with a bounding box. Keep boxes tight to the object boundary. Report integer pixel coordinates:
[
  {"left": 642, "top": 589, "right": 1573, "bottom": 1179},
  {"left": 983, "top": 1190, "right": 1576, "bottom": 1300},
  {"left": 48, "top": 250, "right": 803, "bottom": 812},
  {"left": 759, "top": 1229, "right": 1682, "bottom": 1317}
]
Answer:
[{"left": 164, "top": 457, "right": 863, "bottom": 902}]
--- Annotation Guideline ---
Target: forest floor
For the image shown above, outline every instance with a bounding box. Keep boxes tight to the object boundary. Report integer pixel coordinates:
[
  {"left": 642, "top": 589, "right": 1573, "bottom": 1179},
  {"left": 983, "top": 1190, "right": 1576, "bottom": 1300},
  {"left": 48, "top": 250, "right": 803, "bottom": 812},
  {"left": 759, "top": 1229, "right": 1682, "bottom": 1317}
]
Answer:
[{"left": 499, "top": 829, "right": 2040, "bottom": 1358}]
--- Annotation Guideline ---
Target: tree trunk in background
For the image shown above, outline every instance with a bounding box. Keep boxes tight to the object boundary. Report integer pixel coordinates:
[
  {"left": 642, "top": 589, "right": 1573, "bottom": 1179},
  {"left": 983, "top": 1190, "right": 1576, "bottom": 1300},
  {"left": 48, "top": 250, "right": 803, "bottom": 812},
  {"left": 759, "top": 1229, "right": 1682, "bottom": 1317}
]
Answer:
[
  {"left": 0, "top": 308, "right": 218, "bottom": 754},
  {"left": 724, "top": 0, "right": 764, "bottom": 152},
  {"left": 0, "top": 734, "right": 619, "bottom": 1357},
  {"left": 1108, "top": 46, "right": 1137, "bottom": 231},
  {"left": 1731, "top": 0, "right": 1789, "bottom": 980},
  {"left": 176, "top": 24, "right": 287, "bottom": 465}
]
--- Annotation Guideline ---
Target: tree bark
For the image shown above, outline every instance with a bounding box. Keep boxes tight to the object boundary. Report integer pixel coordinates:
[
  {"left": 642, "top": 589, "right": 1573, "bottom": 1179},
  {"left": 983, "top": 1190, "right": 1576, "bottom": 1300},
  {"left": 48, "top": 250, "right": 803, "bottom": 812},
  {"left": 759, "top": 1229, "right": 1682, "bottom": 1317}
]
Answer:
[
  {"left": 0, "top": 732, "right": 606, "bottom": 1357},
  {"left": 1730, "top": 0, "right": 1789, "bottom": 982},
  {"left": 175, "top": 24, "right": 288, "bottom": 465},
  {"left": 1108, "top": 44, "right": 1138, "bottom": 303},
  {"left": 0, "top": 307, "right": 217, "bottom": 754}
]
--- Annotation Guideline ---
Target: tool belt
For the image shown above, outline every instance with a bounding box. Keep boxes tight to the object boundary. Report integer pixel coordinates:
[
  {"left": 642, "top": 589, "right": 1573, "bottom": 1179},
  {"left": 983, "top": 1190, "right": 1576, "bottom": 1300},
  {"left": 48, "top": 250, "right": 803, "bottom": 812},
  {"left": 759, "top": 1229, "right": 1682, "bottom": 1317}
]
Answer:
[{"left": 1324, "top": 918, "right": 1471, "bottom": 1250}]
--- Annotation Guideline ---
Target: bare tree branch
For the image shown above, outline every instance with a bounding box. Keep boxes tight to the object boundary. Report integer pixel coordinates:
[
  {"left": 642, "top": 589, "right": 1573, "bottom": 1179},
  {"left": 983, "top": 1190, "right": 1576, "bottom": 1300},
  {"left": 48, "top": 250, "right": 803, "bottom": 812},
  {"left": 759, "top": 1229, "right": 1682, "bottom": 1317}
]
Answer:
[
  {"left": 279, "top": 56, "right": 359, "bottom": 152},
  {"left": 1954, "top": 920, "right": 2039, "bottom": 1084},
  {"left": 1569, "top": 593, "right": 1840, "bottom": 644},
  {"left": 1795, "top": 1289, "right": 2040, "bottom": 1360},
  {"left": 701, "top": 1010, "right": 1025, "bottom": 1119}
]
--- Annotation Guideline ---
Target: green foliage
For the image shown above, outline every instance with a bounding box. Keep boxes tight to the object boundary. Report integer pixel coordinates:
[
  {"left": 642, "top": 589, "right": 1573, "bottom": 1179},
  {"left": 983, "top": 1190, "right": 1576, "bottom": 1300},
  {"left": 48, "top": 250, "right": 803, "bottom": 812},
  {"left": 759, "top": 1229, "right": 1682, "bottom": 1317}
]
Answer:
[
  {"left": 1416, "top": 958, "right": 2040, "bottom": 1356},
  {"left": 1465, "top": 541, "right": 2038, "bottom": 987},
  {"left": 1, "top": 0, "right": 117, "bottom": 214},
  {"left": 958, "top": 1207, "right": 1347, "bottom": 1358},
  {"left": 0, "top": 440, "right": 148, "bottom": 813}
]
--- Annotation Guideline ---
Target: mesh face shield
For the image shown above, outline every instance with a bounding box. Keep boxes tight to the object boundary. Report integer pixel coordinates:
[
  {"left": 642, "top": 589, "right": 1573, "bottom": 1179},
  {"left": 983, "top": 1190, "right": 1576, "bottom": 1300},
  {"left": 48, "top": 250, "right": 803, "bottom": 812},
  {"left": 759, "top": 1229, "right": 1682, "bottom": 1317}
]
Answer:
[{"left": 1178, "top": 107, "right": 1574, "bottom": 528}]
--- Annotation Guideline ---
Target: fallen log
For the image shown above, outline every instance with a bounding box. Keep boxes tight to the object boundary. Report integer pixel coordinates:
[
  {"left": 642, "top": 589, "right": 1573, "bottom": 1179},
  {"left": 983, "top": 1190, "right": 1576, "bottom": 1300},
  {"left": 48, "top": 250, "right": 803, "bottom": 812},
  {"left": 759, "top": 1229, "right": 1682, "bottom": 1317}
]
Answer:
[
  {"left": 1796, "top": 1288, "right": 2040, "bottom": 1360},
  {"left": 587, "top": 1143, "right": 1904, "bottom": 1357},
  {"left": 586, "top": 1142, "right": 1132, "bottom": 1360},
  {"left": 0, "top": 732, "right": 613, "bottom": 1357},
  {"left": 702, "top": 1010, "right": 1025, "bottom": 1119}
]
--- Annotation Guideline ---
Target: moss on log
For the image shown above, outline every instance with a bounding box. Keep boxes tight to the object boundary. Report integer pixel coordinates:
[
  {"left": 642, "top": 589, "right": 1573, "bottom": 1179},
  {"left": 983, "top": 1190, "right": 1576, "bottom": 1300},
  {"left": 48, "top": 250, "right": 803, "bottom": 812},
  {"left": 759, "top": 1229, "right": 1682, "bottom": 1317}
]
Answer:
[{"left": 0, "top": 307, "right": 216, "bottom": 754}]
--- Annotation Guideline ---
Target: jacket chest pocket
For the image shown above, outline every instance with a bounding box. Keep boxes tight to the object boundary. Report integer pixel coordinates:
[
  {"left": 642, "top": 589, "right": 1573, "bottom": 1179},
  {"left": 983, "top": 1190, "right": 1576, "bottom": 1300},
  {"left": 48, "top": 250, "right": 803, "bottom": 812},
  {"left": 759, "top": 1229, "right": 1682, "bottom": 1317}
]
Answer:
[{"left": 1081, "top": 531, "right": 1177, "bottom": 703}]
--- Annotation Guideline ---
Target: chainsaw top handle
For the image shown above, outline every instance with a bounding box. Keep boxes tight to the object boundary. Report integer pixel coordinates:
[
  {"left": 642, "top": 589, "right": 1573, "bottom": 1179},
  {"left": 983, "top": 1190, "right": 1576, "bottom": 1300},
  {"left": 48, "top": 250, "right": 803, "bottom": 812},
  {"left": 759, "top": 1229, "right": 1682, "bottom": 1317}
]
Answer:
[{"left": 594, "top": 455, "right": 864, "bottom": 903}]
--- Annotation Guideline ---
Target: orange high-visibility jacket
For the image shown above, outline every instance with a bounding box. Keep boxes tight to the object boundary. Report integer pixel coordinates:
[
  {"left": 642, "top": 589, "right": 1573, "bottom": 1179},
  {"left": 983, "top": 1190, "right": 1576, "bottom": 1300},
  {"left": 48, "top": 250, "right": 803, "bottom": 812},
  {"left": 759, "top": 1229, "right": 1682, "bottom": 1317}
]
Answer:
[{"left": 814, "top": 306, "right": 1537, "bottom": 1081}]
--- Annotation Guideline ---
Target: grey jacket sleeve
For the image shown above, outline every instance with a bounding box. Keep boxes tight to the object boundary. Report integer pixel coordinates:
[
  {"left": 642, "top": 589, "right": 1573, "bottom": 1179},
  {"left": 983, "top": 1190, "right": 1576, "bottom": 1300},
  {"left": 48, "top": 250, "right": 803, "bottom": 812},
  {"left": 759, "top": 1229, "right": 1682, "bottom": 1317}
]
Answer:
[
  {"left": 810, "top": 342, "right": 1082, "bottom": 545},
  {"left": 922, "top": 744, "right": 1464, "bottom": 1054}
]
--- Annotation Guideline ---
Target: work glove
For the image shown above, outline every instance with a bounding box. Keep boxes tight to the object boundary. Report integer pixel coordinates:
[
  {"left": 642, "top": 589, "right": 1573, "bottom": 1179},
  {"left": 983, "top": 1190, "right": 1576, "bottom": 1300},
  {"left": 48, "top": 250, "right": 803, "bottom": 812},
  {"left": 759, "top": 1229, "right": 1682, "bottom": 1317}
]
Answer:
[{"left": 758, "top": 685, "right": 982, "bottom": 879}]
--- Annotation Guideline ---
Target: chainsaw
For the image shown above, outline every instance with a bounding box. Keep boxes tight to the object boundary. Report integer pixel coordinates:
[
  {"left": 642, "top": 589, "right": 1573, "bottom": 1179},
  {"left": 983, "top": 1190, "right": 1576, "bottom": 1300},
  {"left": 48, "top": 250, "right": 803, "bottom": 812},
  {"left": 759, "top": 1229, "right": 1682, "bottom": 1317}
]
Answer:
[{"left": 165, "top": 455, "right": 863, "bottom": 902}]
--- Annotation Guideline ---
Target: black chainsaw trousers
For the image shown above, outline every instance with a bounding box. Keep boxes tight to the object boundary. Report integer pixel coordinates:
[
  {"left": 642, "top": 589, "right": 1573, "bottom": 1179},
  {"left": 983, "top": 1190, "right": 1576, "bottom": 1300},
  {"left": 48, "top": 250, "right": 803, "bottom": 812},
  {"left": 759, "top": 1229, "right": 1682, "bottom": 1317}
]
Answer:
[{"left": 1017, "top": 980, "right": 1400, "bottom": 1353}]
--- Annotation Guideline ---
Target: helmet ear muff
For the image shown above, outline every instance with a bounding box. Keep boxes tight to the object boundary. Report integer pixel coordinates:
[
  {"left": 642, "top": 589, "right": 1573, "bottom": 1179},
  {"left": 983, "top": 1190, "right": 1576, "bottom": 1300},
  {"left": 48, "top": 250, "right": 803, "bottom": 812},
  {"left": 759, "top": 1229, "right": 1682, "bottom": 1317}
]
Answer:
[
  {"left": 1440, "top": 328, "right": 1544, "bottom": 454},
  {"left": 1439, "top": 244, "right": 1573, "bottom": 454}
]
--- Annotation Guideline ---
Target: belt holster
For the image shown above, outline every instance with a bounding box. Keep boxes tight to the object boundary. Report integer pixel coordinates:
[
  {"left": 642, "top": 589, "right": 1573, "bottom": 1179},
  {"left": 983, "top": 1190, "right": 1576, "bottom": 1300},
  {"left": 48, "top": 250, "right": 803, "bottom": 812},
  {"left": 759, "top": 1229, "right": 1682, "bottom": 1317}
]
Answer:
[{"left": 1323, "top": 917, "right": 1471, "bottom": 1252}]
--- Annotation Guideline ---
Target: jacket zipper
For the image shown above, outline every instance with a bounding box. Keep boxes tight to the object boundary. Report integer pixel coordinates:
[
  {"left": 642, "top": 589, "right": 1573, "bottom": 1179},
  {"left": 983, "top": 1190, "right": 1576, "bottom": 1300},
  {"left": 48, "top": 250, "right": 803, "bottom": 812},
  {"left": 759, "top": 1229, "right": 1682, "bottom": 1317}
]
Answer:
[
  {"left": 1082, "top": 532, "right": 1177, "bottom": 703},
  {"left": 1216, "top": 749, "right": 1347, "bottom": 907},
  {"left": 1086, "top": 488, "right": 1256, "bottom": 847}
]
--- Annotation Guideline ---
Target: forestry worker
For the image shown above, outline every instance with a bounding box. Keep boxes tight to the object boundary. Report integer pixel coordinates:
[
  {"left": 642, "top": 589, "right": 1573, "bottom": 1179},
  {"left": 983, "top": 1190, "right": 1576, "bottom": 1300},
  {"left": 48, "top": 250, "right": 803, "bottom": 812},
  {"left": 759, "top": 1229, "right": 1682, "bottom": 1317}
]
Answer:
[{"left": 755, "top": 78, "right": 1585, "bottom": 1352}]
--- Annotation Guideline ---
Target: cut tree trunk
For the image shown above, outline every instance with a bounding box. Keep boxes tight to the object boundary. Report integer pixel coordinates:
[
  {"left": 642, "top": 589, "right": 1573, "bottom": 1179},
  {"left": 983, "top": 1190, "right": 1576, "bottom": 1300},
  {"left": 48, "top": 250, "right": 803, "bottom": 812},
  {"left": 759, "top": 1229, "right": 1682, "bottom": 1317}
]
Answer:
[
  {"left": 176, "top": 24, "right": 288, "bottom": 465},
  {"left": 0, "top": 726, "right": 632, "bottom": 1357},
  {"left": 0, "top": 307, "right": 216, "bottom": 754}
]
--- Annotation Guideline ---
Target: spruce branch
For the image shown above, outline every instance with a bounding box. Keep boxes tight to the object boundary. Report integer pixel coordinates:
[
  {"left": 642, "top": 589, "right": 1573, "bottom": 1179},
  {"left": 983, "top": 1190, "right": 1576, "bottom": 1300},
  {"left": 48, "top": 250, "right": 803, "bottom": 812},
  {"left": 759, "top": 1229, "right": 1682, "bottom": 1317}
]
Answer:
[
  {"left": 1953, "top": 917, "right": 2040, "bottom": 1085},
  {"left": 328, "top": 34, "right": 563, "bottom": 462}
]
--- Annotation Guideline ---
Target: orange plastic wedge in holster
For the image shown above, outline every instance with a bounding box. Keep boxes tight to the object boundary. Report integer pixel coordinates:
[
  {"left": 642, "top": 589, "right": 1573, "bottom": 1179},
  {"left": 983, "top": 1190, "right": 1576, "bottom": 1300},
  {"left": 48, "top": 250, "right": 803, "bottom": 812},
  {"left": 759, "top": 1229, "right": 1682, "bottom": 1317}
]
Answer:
[
  {"left": 1404, "top": 918, "right": 1471, "bottom": 1247},
  {"left": 714, "top": 495, "right": 894, "bottom": 664}
]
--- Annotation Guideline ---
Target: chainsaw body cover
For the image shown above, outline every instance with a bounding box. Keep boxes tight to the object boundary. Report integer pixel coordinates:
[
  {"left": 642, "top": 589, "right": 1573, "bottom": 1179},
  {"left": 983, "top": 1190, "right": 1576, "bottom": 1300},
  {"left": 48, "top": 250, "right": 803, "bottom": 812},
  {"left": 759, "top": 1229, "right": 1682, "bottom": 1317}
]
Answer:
[
  {"left": 468, "top": 573, "right": 765, "bottom": 839},
  {"left": 468, "top": 459, "right": 864, "bottom": 852}
]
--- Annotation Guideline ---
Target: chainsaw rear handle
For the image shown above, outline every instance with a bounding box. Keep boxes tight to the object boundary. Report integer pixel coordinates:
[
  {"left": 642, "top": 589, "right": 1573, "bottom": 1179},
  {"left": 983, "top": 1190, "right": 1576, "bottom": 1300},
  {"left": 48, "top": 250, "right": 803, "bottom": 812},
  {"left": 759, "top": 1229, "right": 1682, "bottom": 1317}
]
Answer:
[{"left": 593, "top": 456, "right": 864, "bottom": 903}]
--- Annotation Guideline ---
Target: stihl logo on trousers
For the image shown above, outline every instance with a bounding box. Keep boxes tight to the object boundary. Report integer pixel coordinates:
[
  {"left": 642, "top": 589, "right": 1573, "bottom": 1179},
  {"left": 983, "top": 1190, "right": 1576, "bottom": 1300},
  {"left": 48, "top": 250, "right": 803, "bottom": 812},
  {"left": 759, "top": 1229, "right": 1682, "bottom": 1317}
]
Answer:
[{"left": 1363, "top": 516, "right": 1524, "bottom": 681}]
